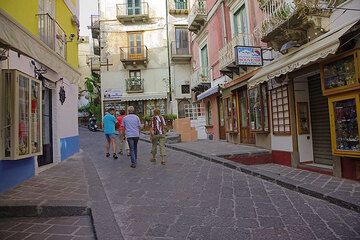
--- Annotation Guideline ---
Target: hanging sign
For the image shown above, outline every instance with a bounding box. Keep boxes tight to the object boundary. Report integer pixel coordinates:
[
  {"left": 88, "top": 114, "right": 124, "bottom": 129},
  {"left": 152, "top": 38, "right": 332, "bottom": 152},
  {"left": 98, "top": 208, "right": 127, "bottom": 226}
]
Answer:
[{"left": 235, "top": 46, "right": 263, "bottom": 66}]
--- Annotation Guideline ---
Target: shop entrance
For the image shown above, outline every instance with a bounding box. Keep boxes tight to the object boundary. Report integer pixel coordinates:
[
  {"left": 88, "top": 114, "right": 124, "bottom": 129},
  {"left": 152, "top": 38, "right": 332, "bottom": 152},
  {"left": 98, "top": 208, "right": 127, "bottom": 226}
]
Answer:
[
  {"left": 238, "top": 88, "right": 255, "bottom": 144},
  {"left": 308, "top": 75, "right": 332, "bottom": 165},
  {"left": 217, "top": 97, "right": 226, "bottom": 140},
  {"left": 37, "top": 87, "right": 53, "bottom": 167}
]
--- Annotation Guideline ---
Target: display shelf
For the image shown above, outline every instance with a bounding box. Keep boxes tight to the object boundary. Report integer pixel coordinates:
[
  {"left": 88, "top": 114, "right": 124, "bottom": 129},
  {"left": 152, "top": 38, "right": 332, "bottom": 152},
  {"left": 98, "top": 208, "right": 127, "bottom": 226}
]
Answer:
[
  {"left": 328, "top": 93, "right": 360, "bottom": 158},
  {"left": 320, "top": 49, "right": 360, "bottom": 96}
]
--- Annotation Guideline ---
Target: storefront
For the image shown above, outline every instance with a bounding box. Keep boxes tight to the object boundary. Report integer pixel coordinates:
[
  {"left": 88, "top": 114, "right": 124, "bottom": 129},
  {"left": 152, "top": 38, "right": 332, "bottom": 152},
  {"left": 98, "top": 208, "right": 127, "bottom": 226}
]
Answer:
[{"left": 247, "top": 18, "right": 360, "bottom": 179}]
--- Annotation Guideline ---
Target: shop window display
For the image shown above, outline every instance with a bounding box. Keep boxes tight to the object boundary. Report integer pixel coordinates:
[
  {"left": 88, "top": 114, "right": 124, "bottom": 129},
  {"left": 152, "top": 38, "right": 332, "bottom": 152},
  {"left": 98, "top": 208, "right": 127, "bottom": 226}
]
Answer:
[
  {"left": 329, "top": 94, "right": 360, "bottom": 157},
  {"left": 1, "top": 70, "right": 42, "bottom": 160},
  {"left": 249, "top": 84, "right": 269, "bottom": 132},
  {"left": 321, "top": 50, "right": 360, "bottom": 96}
]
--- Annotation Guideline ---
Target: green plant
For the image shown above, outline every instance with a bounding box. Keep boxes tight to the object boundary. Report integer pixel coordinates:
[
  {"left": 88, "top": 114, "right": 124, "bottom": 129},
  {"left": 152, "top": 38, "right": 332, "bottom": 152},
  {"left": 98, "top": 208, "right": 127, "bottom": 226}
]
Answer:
[
  {"left": 163, "top": 114, "right": 177, "bottom": 121},
  {"left": 78, "top": 74, "right": 102, "bottom": 122},
  {"left": 143, "top": 115, "right": 152, "bottom": 122}
]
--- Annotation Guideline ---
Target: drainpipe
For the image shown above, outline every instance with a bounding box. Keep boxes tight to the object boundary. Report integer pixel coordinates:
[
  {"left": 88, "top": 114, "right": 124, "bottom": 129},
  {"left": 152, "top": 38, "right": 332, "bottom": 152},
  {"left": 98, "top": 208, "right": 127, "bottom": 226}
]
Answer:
[{"left": 165, "top": 0, "right": 173, "bottom": 113}]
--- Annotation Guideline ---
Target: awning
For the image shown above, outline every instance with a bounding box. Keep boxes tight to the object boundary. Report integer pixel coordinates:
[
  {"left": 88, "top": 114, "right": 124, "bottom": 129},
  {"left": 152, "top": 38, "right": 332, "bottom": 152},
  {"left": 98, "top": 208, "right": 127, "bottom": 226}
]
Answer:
[
  {"left": 197, "top": 85, "right": 220, "bottom": 101},
  {"left": 120, "top": 94, "right": 167, "bottom": 102},
  {"left": 0, "top": 9, "right": 81, "bottom": 84},
  {"left": 248, "top": 18, "right": 360, "bottom": 88}
]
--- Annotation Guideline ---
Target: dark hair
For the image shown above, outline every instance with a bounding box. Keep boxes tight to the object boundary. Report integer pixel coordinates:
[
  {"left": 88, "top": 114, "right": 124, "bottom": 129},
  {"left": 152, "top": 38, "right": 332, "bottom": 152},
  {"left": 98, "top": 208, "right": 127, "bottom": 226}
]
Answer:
[
  {"left": 108, "top": 108, "right": 115, "bottom": 112},
  {"left": 120, "top": 110, "right": 125, "bottom": 115}
]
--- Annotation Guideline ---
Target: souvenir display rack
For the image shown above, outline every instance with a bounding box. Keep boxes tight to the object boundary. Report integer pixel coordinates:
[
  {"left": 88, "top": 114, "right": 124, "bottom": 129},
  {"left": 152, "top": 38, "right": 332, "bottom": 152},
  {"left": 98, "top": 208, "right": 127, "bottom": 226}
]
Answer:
[{"left": 1, "top": 70, "right": 42, "bottom": 160}]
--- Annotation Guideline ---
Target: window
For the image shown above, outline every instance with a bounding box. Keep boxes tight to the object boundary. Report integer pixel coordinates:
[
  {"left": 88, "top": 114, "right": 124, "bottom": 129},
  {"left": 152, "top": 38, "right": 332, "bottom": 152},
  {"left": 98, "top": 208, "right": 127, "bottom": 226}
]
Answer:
[
  {"left": 175, "top": 28, "right": 189, "bottom": 55},
  {"left": 206, "top": 101, "right": 212, "bottom": 126},
  {"left": 129, "top": 70, "right": 141, "bottom": 79},
  {"left": 233, "top": 5, "right": 248, "bottom": 44},
  {"left": 271, "top": 85, "right": 290, "bottom": 134},
  {"left": 181, "top": 85, "right": 190, "bottom": 94},
  {"left": 127, "top": 0, "right": 141, "bottom": 15},
  {"left": 175, "top": 0, "right": 187, "bottom": 10},
  {"left": 200, "top": 44, "right": 208, "bottom": 76},
  {"left": 249, "top": 84, "right": 269, "bottom": 132},
  {"left": 128, "top": 32, "right": 143, "bottom": 59},
  {"left": 1, "top": 70, "right": 42, "bottom": 160},
  {"left": 39, "top": 0, "right": 55, "bottom": 16}
]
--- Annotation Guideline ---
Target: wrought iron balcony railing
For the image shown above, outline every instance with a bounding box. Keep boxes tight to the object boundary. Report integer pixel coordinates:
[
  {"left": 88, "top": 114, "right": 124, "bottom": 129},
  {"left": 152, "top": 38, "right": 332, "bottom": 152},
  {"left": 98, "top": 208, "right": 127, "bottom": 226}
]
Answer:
[
  {"left": 188, "top": 0, "right": 207, "bottom": 34},
  {"left": 93, "top": 38, "right": 100, "bottom": 56},
  {"left": 171, "top": 41, "right": 191, "bottom": 61},
  {"left": 169, "top": 0, "right": 188, "bottom": 14},
  {"left": 191, "top": 66, "right": 210, "bottom": 88},
  {"left": 91, "top": 15, "right": 100, "bottom": 39},
  {"left": 120, "top": 45, "right": 148, "bottom": 62},
  {"left": 126, "top": 78, "right": 144, "bottom": 93},
  {"left": 37, "top": 13, "right": 66, "bottom": 59},
  {"left": 116, "top": 2, "right": 149, "bottom": 23}
]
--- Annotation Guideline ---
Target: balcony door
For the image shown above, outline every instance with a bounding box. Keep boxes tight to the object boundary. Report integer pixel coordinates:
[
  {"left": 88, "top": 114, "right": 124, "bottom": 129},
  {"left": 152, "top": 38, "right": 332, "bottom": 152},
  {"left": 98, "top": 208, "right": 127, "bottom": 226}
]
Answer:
[
  {"left": 128, "top": 32, "right": 143, "bottom": 60},
  {"left": 233, "top": 5, "right": 249, "bottom": 45},
  {"left": 127, "top": 0, "right": 141, "bottom": 15},
  {"left": 175, "top": 28, "right": 189, "bottom": 55},
  {"left": 200, "top": 44, "right": 208, "bottom": 77}
]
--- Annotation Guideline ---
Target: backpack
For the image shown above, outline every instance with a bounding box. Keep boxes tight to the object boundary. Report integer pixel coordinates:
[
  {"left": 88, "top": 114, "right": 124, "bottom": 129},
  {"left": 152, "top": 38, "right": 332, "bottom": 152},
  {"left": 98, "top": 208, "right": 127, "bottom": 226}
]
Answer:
[{"left": 153, "top": 116, "right": 164, "bottom": 135}]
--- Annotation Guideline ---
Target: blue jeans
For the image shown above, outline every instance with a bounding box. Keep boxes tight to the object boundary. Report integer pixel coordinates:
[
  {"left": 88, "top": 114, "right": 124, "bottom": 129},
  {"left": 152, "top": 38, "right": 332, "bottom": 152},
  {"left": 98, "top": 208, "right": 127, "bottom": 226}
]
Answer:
[{"left": 127, "top": 137, "right": 139, "bottom": 165}]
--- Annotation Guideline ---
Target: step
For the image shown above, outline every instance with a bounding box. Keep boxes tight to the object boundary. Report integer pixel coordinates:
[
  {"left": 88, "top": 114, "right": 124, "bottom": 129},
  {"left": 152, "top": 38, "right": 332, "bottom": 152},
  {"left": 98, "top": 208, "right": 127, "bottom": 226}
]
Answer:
[{"left": 298, "top": 163, "right": 333, "bottom": 176}]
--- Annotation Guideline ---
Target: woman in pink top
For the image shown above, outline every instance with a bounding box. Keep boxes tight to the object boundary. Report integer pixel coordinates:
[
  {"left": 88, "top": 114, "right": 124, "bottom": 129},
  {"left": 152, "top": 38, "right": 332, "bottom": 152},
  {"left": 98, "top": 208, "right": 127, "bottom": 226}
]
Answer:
[{"left": 117, "top": 110, "right": 129, "bottom": 156}]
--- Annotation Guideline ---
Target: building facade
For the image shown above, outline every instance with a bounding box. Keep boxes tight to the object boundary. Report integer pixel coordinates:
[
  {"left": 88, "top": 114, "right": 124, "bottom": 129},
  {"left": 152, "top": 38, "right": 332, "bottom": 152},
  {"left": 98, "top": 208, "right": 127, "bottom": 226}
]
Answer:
[{"left": 0, "top": 0, "right": 81, "bottom": 192}]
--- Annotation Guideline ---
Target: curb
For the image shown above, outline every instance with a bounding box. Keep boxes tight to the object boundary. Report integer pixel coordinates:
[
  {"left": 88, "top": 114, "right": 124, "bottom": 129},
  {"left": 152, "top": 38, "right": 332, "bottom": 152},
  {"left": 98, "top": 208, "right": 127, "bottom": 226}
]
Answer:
[{"left": 139, "top": 137, "right": 360, "bottom": 213}]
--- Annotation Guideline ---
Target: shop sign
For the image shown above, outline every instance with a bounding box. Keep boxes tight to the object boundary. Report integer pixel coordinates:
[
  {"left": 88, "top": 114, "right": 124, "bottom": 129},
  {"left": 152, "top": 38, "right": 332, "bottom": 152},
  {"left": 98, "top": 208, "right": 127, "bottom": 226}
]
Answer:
[
  {"left": 235, "top": 46, "right": 263, "bottom": 66},
  {"left": 103, "top": 89, "right": 122, "bottom": 100}
]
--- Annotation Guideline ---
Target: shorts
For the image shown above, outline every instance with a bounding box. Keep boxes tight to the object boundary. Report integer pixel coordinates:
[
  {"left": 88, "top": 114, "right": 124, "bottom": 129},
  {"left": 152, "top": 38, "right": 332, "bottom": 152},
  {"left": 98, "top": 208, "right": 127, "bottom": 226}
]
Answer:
[{"left": 105, "top": 134, "right": 116, "bottom": 141}]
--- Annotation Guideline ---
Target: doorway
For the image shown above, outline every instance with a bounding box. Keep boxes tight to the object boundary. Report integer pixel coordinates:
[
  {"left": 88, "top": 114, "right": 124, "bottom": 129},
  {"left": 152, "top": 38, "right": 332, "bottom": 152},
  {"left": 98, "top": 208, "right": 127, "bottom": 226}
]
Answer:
[
  {"left": 238, "top": 88, "right": 255, "bottom": 144},
  {"left": 217, "top": 97, "right": 226, "bottom": 140},
  {"left": 308, "top": 75, "right": 332, "bottom": 165},
  {"left": 37, "top": 87, "right": 53, "bottom": 167}
]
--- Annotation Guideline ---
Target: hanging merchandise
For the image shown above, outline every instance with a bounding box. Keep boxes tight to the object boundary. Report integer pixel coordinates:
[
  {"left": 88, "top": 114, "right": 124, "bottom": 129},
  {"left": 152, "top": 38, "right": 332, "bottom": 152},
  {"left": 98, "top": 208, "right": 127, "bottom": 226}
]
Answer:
[{"left": 59, "top": 86, "right": 66, "bottom": 105}]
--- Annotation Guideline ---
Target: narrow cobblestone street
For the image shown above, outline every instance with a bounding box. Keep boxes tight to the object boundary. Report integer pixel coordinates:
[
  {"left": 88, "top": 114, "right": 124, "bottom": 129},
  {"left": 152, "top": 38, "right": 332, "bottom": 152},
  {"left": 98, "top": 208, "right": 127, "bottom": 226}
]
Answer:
[{"left": 80, "top": 129, "right": 360, "bottom": 240}]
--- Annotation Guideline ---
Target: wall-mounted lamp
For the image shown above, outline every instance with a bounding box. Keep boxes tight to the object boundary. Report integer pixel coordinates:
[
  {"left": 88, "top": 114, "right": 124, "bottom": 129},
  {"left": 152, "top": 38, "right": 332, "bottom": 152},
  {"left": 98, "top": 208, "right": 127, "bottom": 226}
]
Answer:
[
  {"left": 31, "top": 60, "right": 47, "bottom": 77},
  {"left": 0, "top": 48, "right": 8, "bottom": 61}
]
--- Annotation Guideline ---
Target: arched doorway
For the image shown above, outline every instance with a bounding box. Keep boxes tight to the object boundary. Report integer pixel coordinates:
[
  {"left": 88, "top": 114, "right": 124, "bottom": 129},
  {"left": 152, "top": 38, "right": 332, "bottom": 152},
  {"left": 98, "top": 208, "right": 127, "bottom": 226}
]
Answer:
[{"left": 178, "top": 99, "right": 190, "bottom": 118}]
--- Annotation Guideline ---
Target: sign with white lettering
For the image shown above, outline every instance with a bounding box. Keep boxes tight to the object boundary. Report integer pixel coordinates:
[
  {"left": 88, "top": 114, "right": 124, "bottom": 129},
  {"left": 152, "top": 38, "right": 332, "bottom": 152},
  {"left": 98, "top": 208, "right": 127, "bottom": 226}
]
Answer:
[
  {"left": 103, "top": 89, "right": 122, "bottom": 100},
  {"left": 235, "top": 46, "right": 263, "bottom": 66}
]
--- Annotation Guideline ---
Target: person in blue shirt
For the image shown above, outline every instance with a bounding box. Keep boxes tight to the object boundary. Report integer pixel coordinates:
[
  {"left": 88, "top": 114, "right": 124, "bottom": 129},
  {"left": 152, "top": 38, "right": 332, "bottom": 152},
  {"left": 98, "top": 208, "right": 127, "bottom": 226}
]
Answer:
[
  {"left": 102, "top": 108, "right": 118, "bottom": 159},
  {"left": 122, "top": 106, "right": 141, "bottom": 168}
]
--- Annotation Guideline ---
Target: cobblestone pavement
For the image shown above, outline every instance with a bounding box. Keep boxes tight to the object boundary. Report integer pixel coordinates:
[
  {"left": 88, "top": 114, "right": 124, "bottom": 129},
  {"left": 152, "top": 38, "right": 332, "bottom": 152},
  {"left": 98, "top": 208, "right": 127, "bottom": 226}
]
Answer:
[
  {"left": 81, "top": 129, "right": 360, "bottom": 240},
  {"left": 0, "top": 216, "right": 95, "bottom": 240}
]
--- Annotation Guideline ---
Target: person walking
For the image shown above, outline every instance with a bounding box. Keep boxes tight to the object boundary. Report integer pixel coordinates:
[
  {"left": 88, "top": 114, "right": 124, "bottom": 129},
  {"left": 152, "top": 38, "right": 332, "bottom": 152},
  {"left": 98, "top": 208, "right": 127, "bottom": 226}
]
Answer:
[
  {"left": 122, "top": 106, "right": 141, "bottom": 168},
  {"left": 150, "top": 108, "right": 166, "bottom": 165},
  {"left": 102, "top": 108, "right": 118, "bottom": 159},
  {"left": 117, "top": 110, "right": 130, "bottom": 156}
]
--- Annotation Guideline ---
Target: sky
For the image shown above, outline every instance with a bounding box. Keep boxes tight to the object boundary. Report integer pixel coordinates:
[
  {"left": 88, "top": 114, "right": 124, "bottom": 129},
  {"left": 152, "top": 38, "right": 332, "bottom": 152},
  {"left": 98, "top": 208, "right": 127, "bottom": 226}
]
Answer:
[{"left": 79, "top": 0, "right": 98, "bottom": 37}]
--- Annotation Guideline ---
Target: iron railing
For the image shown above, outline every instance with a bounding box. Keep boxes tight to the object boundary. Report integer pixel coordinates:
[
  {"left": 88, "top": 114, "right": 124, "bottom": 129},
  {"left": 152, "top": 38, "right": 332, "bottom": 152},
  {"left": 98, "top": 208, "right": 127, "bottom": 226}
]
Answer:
[
  {"left": 120, "top": 45, "right": 148, "bottom": 61},
  {"left": 126, "top": 78, "right": 144, "bottom": 93},
  {"left": 91, "top": 15, "right": 100, "bottom": 38},
  {"left": 191, "top": 66, "right": 210, "bottom": 89},
  {"left": 188, "top": 0, "right": 206, "bottom": 28},
  {"left": 171, "top": 41, "right": 190, "bottom": 56},
  {"left": 116, "top": 2, "right": 149, "bottom": 17},
  {"left": 37, "top": 13, "right": 66, "bottom": 59},
  {"left": 88, "top": 56, "right": 100, "bottom": 72}
]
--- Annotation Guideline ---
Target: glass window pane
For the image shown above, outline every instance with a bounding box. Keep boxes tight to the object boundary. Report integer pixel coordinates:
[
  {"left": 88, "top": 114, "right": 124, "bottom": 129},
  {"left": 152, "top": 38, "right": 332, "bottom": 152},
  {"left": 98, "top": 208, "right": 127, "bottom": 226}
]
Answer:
[
  {"left": 3, "top": 72, "right": 12, "bottom": 157},
  {"left": 31, "top": 81, "right": 41, "bottom": 153},
  {"left": 19, "top": 75, "right": 30, "bottom": 156}
]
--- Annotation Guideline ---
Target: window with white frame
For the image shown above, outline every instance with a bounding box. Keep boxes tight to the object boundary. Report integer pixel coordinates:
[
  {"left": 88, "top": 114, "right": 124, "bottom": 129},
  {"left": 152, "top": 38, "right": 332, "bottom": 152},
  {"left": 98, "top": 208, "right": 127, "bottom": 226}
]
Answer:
[
  {"left": 206, "top": 101, "right": 212, "bottom": 126},
  {"left": 233, "top": 4, "right": 249, "bottom": 44},
  {"left": 271, "top": 85, "right": 290, "bottom": 135}
]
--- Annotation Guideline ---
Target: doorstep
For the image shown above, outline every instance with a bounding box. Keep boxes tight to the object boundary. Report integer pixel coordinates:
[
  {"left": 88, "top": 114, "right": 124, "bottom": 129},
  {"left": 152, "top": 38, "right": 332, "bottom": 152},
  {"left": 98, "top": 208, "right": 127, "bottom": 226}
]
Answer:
[{"left": 298, "top": 163, "right": 333, "bottom": 176}]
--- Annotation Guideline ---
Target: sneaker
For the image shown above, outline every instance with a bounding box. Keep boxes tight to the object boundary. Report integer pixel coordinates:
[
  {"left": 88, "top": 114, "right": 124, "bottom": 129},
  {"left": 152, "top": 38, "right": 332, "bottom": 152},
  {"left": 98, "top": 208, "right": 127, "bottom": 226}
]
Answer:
[
  {"left": 106, "top": 153, "right": 110, "bottom": 157},
  {"left": 118, "top": 151, "right": 123, "bottom": 155},
  {"left": 130, "top": 164, "right": 136, "bottom": 168},
  {"left": 113, "top": 153, "right": 118, "bottom": 159},
  {"left": 150, "top": 158, "right": 156, "bottom": 163}
]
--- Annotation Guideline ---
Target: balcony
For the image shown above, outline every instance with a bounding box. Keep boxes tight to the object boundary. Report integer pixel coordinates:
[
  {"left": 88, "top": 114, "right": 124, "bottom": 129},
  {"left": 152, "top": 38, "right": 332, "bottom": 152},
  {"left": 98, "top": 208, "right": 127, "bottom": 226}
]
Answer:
[
  {"left": 91, "top": 15, "right": 100, "bottom": 39},
  {"left": 188, "top": 0, "right": 207, "bottom": 34},
  {"left": 93, "top": 38, "right": 100, "bottom": 56},
  {"left": 116, "top": 2, "right": 149, "bottom": 23},
  {"left": 89, "top": 56, "right": 100, "bottom": 73},
  {"left": 219, "top": 32, "right": 258, "bottom": 77},
  {"left": 171, "top": 41, "right": 191, "bottom": 61},
  {"left": 257, "top": 0, "right": 333, "bottom": 50},
  {"left": 120, "top": 45, "right": 148, "bottom": 68},
  {"left": 169, "top": 0, "right": 188, "bottom": 15},
  {"left": 37, "top": 13, "right": 66, "bottom": 59},
  {"left": 191, "top": 67, "right": 211, "bottom": 93},
  {"left": 126, "top": 78, "right": 144, "bottom": 93}
]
